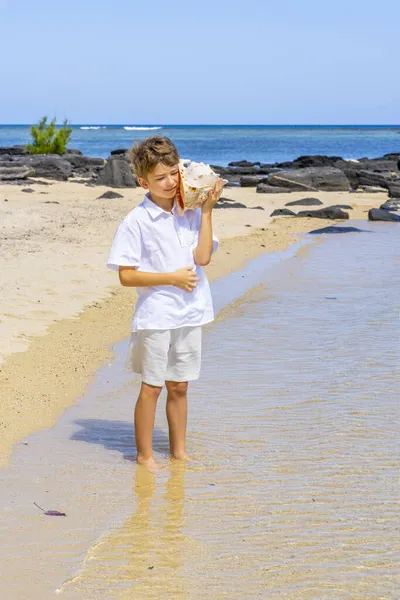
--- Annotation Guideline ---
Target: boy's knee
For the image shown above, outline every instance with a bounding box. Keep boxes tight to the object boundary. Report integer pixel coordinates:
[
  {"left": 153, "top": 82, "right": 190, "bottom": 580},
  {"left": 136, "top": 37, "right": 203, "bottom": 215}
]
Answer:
[
  {"left": 166, "top": 381, "right": 188, "bottom": 397},
  {"left": 141, "top": 382, "right": 163, "bottom": 401}
]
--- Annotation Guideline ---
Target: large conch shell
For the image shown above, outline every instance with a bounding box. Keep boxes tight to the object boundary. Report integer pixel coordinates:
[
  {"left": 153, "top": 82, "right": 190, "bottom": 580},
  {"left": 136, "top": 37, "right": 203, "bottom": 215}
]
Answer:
[{"left": 175, "top": 159, "right": 228, "bottom": 214}]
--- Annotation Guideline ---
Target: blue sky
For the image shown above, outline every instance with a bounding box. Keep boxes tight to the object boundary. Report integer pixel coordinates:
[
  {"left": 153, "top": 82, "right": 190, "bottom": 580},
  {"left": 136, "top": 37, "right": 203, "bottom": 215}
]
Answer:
[{"left": 0, "top": 0, "right": 399, "bottom": 124}]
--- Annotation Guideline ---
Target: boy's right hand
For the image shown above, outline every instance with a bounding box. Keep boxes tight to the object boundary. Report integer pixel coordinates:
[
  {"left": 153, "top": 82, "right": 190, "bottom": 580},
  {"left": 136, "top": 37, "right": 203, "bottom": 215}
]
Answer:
[{"left": 172, "top": 267, "right": 200, "bottom": 292}]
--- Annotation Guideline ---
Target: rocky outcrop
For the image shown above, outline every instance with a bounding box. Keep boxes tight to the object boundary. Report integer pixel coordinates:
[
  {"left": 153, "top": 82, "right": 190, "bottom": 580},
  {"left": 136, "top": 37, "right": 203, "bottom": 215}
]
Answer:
[
  {"left": 334, "top": 159, "right": 400, "bottom": 191},
  {"left": 212, "top": 165, "right": 273, "bottom": 176},
  {"left": 309, "top": 225, "right": 368, "bottom": 234},
  {"left": 1, "top": 145, "right": 400, "bottom": 195},
  {"left": 388, "top": 182, "right": 400, "bottom": 198},
  {"left": 11, "top": 155, "right": 73, "bottom": 180},
  {"left": 213, "top": 154, "right": 400, "bottom": 193},
  {"left": 270, "top": 208, "right": 296, "bottom": 216},
  {"left": 380, "top": 199, "right": 400, "bottom": 211},
  {"left": 296, "top": 206, "right": 349, "bottom": 219},
  {"left": 229, "top": 160, "right": 260, "bottom": 167},
  {"left": 257, "top": 183, "right": 293, "bottom": 194},
  {"left": 383, "top": 152, "right": 400, "bottom": 162},
  {"left": 0, "top": 145, "right": 28, "bottom": 156},
  {"left": 0, "top": 165, "right": 35, "bottom": 180},
  {"left": 368, "top": 208, "right": 400, "bottom": 222},
  {"left": 95, "top": 155, "right": 136, "bottom": 188},
  {"left": 277, "top": 155, "right": 343, "bottom": 169},
  {"left": 285, "top": 197, "right": 323, "bottom": 206},
  {"left": 267, "top": 167, "right": 350, "bottom": 191},
  {"left": 64, "top": 148, "right": 83, "bottom": 156},
  {"left": 62, "top": 153, "right": 105, "bottom": 174},
  {"left": 240, "top": 175, "right": 268, "bottom": 187},
  {"left": 110, "top": 148, "right": 129, "bottom": 156},
  {"left": 215, "top": 198, "right": 247, "bottom": 209},
  {"left": 97, "top": 190, "right": 124, "bottom": 199}
]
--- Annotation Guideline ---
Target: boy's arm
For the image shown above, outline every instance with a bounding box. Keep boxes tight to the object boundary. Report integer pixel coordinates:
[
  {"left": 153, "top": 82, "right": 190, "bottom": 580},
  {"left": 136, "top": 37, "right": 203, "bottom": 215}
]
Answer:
[
  {"left": 119, "top": 266, "right": 199, "bottom": 293},
  {"left": 193, "top": 212, "right": 214, "bottom": 267},
  {"left": 193, "top": 178, "right": 224, "bottom": 267}
]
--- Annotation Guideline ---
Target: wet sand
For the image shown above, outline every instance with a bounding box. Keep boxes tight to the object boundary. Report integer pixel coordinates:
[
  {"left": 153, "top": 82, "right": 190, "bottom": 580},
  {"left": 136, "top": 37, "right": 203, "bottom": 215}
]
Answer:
[{"left": 0, "top": 180, "right": 380, "bottom": 465}]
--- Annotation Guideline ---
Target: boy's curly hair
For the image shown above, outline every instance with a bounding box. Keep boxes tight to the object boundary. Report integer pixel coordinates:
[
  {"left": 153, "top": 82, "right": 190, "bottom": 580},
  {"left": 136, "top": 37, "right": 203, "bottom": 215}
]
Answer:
[{"left": 128, "top": 135, "right": 179, "bottom": 178}]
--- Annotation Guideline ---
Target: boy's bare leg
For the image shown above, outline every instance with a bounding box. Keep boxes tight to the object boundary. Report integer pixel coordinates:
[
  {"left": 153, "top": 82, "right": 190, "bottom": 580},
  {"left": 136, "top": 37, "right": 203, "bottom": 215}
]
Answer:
[
  {"left": 165, "top": 381, "right": 188, "bottom": 460},
  {"left": 135, "top": 382, "right": 162, "bottom": 470}
]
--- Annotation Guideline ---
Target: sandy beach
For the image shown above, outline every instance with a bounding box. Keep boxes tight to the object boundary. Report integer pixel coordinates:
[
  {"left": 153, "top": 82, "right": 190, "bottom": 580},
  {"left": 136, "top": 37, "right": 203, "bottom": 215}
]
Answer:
[{"left": 0, "top": 180, "right": 382, "bottom": 466}]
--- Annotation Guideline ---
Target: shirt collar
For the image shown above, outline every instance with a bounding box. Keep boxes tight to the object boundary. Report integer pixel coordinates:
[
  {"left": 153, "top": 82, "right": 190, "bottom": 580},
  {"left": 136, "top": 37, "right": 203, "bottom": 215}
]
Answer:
[{"left": 143, "top": 193, "right": 178, "bottom": 220}]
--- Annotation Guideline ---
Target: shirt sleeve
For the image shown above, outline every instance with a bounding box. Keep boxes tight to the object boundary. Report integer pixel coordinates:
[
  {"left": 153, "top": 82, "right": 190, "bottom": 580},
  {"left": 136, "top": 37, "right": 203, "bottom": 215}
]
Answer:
[
  {"left": 191, "top": 208, "right": 219, "bottom": 254},
  {"left": 107, "top": 218, "right": 141, "bottom": 271}
]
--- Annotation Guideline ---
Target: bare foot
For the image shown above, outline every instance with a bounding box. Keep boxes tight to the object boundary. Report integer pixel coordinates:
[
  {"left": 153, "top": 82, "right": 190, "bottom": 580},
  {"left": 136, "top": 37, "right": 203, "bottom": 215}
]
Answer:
[
  {"left": 170, "top": 453, "right": 196, "bottom": 462},
  {"left": 137, "top": 456, "right": 163, "bottom": 472}
]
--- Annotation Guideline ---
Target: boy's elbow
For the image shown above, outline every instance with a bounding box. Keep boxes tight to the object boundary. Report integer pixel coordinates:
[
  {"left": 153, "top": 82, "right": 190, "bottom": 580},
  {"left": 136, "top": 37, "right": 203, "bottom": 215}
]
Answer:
[
  {"left": 194, "top": 257, "right": 211, "bottom": 266},
  {"left": 196, "top": 258, "right": 211, "bottom": 266},
  {"left": 118, "top": 267, "right": 136, "bottom": 286},
  {"left": 193, "top": 250, "right": 211, "bottom": 266}
]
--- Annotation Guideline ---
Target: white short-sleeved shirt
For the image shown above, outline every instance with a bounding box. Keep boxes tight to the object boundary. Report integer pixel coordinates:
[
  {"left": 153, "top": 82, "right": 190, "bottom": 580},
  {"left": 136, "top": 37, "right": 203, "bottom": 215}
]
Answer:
[{"left": 107, "top": 194, "right": 219, "bottom": 332}]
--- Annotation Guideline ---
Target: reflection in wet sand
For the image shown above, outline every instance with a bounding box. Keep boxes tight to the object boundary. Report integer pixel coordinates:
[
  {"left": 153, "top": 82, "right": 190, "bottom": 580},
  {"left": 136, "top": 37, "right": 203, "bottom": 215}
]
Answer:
[{"left": 64, "top": 463, "right": 189, "bottom": 599}]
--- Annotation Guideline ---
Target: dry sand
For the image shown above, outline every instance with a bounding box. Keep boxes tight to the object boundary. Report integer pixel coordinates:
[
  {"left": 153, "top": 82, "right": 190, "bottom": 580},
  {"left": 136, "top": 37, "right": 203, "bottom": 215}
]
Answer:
[{"left": 0, "top": 180, "right": 382, "bottom": 465}]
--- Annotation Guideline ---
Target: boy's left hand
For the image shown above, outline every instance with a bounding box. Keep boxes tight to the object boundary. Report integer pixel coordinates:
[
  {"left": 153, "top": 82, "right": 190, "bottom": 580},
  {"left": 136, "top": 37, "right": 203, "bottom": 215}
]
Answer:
[{"left": 202, "top": 178, "right": 224, "bottom": 213}]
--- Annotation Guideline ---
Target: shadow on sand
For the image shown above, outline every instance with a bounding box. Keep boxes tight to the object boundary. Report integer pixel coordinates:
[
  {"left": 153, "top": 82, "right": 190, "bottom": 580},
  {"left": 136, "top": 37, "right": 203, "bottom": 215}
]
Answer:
[{"left": 71, "top": 419, "right": 170, "bottom": 461}]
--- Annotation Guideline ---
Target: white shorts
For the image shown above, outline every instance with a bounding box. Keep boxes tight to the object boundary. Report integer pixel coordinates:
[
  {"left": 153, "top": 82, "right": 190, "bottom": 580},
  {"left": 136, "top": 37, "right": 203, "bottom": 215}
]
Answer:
[{"left": 127, "top": 326, "right": 202, "bottom": 387}]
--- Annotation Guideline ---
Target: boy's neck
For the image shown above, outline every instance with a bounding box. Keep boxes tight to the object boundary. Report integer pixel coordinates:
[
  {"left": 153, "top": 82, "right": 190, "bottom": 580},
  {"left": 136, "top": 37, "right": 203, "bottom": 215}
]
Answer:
[{"left": 148, "top": 193, "right": 174, "bottom": 213}]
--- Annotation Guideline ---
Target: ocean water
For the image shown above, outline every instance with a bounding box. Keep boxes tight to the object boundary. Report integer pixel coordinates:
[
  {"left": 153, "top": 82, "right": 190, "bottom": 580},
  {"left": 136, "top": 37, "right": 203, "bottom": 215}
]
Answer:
[
  {"left": 0, "top": 221, "right": 398, "bottom": 599},
  {"left": 1, "top": 124, "right": 400, "bottom": 165}
]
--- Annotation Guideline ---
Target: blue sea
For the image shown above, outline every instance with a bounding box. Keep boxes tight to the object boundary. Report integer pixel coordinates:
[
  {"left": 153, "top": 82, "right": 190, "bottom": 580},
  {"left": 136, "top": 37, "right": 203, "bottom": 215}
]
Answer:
[{"left": 1, "top": 124, "right": 400, "bottom": 166}]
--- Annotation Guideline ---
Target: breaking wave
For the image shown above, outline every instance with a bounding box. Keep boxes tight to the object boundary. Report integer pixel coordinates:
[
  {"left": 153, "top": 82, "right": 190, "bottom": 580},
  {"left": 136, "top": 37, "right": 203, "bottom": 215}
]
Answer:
[
  {"left": 80, "top": 126, "right": 107, "bottom": 130},
  {"left": 123, "top": 126, "right": 162, "bottom": 131}
]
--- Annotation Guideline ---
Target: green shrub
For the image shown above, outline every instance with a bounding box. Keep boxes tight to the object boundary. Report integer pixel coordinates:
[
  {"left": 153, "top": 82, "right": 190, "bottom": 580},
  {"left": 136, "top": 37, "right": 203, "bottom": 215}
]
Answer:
[{"left": 27, "top": 116, "right": 72, "bottom": 155}]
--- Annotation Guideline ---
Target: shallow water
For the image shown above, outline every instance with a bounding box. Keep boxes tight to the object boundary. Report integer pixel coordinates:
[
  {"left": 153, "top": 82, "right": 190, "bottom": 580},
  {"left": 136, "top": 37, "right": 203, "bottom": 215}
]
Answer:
[{"left": 0, "top": 222, "right": 399, "bottom": 599}]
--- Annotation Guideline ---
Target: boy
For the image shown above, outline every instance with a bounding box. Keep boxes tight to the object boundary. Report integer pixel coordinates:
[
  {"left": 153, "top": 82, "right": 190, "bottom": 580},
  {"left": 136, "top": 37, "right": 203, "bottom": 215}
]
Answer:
[{"left": 107, "top": 136, "right": 223, "bottom": 471}]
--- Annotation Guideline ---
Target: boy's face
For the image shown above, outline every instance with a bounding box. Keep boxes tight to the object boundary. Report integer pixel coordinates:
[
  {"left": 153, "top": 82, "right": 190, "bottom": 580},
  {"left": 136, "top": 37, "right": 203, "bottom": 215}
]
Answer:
[{"left": 138, "top": 162, "right": 180, "bottom": 202}]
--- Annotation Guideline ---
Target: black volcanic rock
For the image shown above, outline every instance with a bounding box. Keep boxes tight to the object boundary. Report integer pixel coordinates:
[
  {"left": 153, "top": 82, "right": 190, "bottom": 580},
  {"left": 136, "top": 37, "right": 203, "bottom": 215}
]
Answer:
[
  {"left": 228, "top": 160, "right": 261, "bottom": 167},
  {"left": 12, "top": 155, "right": 72, "bottom": 180},
  {"left": 383, "top": 153, "right": 400, "bottom": 161},
  {"left": 285, "top": 197, "right": 323, "bottom": 206},
  {"left": 257, "top": 183, "right": 293, "bottom": 194},
  {"left": 0, "top": 165, "right": 35, "bottom": 180},
  {"left": 215, "top": 199, "right": 247, "bottom": 209},
  {"left": 240, "top": 175, "right": 269, "bottom": 187},
  {"left": 290, "top": 155, "right": 343, "bottom": 169},
  {"left": 380, "top": 199, "right": 400, "bottom": 211},
  {"left": 64, "top": 148, "right": 83, "bottom": 156},
  {"left": 212, "top": 165, "right": 272, "bottom": 176},
  {"left": 388, "top": 182, "right": 400, "bottom": 198},
  {"left": 96, "top": 157, "right": 136, "bottom": 188},
  {"left": 296, "top": 206, "right": 349, "bottom": 219},
  {"left": 268, "top": 167, "right": 350, "bottom": 191},
  {"left": 0, "top": 145, "right": 27, "bottom": 156},
  {"left": 368, "top": 208, "right": 400, "bottom": 221},
  {"left": 309, "top": 226, "right": 368, "bottom": 234},
  {"left": 97, "top": 190, "right": 124, "bottom": 199},
  {"left": 111, "top": 148, "right": 129, "bottom": 156},
  {"left": 270, "top": 208, "right": 296, "bottom": 216}
]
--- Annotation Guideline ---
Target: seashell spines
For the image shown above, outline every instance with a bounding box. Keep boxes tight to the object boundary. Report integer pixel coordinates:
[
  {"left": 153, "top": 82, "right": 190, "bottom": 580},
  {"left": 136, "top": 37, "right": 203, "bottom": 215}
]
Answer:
[{"left": 176, "top": 159, "right": 228, "bottom": 214}]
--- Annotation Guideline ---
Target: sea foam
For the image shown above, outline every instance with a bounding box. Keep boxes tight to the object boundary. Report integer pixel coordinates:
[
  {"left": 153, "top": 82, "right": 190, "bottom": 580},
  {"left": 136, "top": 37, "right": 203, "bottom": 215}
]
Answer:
[{"left": 123, "top": 126, "right": 162, "bottom": 131}]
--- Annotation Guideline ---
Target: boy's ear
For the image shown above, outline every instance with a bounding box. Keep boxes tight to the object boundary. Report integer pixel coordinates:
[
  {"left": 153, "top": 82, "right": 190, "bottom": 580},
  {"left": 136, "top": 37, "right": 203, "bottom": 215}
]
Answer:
[{"left": 137, "top": 176, "right": 149, "bottom": 190}]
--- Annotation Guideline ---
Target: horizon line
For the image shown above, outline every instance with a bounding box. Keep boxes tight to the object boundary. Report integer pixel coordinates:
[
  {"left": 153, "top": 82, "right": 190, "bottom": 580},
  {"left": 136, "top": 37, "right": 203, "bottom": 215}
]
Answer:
[{"left": 1, "top": 123, "right": 400, "bottom": 128}]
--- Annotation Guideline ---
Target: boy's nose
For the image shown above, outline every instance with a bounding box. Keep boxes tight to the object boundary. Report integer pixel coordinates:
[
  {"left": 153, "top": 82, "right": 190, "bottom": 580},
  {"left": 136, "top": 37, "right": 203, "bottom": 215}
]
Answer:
[{"left": 166, "top": 176, "right": 176, "bottom": 188}]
